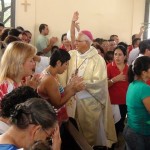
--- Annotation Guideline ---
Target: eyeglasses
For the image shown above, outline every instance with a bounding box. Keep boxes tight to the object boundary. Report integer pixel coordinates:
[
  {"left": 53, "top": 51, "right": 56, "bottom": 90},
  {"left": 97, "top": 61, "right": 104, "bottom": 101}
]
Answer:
[
  {"left": 42, "top": 128, "right": 53, "bottom": 145},
  {"left": 75, "top": 40, "right": 86, "bottom": 43}
]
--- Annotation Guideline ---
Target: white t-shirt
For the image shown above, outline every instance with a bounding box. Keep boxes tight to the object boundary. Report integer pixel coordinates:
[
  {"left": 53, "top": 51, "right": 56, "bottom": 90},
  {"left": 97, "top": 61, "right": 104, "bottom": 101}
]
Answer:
[
  {"left": 35, "top": 56, "right": 50, "bottom": 73},
  {"left": 128, "top": 47, "right": 140, "bottom": 65}
]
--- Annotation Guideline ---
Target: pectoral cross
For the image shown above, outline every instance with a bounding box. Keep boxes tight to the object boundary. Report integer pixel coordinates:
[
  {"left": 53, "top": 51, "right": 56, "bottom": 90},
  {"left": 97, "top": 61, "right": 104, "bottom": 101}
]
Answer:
[{"left": 21, "top": 0, "right": 30, "bottom": 12}]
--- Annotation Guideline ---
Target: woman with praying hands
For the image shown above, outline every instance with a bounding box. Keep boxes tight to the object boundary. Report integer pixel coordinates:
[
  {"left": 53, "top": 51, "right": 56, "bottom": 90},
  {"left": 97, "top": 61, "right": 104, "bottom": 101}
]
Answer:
[
  {"left": 37, "top": 49, "right": 85, "bottom": 125},
  {"left": 0, "top": 41, "right": 40, "bottom": 100}
]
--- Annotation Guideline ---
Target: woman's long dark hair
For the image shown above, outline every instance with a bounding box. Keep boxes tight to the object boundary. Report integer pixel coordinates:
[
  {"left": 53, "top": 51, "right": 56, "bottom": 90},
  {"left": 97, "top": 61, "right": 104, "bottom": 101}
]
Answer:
[{"left": 10, "top": 98, "right": 57, "bottom": 129}]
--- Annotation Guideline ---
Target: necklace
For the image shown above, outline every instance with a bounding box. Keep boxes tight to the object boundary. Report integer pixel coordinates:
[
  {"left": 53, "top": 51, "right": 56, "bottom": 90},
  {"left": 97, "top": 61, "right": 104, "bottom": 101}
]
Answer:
[
  {"left": 45, "top": 70, "right": 58, "bottom": 81},
  {"left": 75, "top": 57, "right": 87, "bottom": 75},
  {"left": 75, "top": 47, "right": 95, "bottom": 75}
]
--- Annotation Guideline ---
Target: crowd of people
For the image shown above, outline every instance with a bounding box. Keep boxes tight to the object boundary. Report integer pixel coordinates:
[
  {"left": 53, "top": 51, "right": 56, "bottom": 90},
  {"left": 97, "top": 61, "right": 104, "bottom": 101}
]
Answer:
[{"left": 0, "top": 11, "right": 149, "bottom": 150}]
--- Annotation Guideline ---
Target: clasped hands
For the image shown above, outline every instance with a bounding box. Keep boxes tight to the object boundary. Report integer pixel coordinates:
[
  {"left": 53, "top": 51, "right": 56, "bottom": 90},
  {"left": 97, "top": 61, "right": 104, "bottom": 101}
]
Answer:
[
  {"left": 22, "top": 74, "right": 41, "bottom": 89},
  {"left": 69, "top": 75, "right": 85, "bottom": 93}
]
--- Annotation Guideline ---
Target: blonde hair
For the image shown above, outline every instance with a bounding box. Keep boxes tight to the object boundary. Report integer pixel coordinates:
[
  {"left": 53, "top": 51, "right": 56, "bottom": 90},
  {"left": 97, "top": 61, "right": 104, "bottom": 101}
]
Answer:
[{"left": 0, "top": 41, "right": 37, "bottom": 82}]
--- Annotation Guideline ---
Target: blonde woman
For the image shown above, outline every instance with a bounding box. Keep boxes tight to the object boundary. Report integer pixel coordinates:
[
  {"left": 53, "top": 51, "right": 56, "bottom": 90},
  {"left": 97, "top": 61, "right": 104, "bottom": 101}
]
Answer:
[{"left": 0, "top": 41, "right": 39, "bottom": 100}]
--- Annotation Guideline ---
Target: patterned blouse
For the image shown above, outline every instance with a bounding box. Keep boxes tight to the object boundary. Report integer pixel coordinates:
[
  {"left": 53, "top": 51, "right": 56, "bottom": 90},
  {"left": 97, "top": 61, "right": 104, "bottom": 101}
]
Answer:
[
  {"left": 0, "top": 80, "right": 19, "bottom": 101},
  {"left": 39, "top": 71, "right": 68, "bottom": 125}
]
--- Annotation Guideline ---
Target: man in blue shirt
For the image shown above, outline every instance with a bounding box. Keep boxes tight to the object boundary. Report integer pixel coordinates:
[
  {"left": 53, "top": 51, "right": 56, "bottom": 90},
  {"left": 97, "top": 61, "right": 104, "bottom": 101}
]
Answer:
[{"left": 36, "top": 24, "right": 58, "bottom": 57}]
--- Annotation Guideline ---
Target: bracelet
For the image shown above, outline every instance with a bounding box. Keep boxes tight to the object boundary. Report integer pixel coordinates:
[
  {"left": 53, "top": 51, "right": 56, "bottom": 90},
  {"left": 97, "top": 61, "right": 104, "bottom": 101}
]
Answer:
[{"left": 110, "top": 79, "right": 114, "bottom": 83}]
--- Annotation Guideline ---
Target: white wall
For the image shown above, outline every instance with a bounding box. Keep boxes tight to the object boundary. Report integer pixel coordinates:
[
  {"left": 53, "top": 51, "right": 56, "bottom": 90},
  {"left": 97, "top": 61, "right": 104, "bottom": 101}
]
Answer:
[
  {"left": 132, "top": 0, "right": 146, "bottom": 37},
  {"left": 15, "top": 0, "right": 145, "bottom": 45}
]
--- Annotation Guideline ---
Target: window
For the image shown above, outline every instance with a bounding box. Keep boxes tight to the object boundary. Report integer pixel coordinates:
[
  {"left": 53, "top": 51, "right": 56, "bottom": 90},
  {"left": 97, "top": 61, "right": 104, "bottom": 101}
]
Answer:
[
  {"left": 0, "top": 0, "right": 15, "bottom": 27},
  {"left": 144, "top": 0, "right": 150, "bottom": 39}
]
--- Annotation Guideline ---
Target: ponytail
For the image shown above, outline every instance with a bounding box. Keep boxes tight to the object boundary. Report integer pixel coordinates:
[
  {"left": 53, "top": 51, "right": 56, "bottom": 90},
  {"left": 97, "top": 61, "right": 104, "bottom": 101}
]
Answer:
[{"left": 128, "top": 64, "right": 135, "bottom": 83}]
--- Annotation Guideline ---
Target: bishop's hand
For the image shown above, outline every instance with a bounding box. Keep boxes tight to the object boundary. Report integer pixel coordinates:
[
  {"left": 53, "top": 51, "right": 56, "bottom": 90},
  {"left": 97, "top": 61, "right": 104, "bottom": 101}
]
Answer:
[{"left": 69, "top": 75, "right": 85, "bottom": 93}]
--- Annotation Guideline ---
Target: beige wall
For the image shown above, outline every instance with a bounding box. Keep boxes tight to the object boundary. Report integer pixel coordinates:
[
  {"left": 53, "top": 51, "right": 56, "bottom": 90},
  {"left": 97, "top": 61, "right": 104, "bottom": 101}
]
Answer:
[{"left": 15, "top": 0, "right": 145, "bottom": 45}]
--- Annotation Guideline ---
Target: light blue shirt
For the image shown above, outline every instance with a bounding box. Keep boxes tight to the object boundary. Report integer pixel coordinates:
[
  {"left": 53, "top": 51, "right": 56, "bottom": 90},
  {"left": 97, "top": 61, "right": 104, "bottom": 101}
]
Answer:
[{"left": 36, "top": 34, "right": 51, "bottom": 57}]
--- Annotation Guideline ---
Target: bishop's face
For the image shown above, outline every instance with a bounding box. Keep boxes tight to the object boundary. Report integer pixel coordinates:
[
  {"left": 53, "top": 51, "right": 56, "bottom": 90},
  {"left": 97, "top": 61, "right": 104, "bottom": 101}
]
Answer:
[{"left": 75, "top": 33, "right": 89, "bottom": 54}]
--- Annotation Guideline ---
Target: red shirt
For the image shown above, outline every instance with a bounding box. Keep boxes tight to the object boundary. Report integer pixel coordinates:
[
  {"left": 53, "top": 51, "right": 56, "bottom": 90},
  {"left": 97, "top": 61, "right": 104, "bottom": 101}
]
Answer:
[
  {"left": 60, "top": 44, "right": 72, "bottom": 51},
  {"left": 146, "top": 80, "right": 150, "bottom": 86},
  {"left": 107, "top": 62, "right": 129, "bottom": 104}
]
